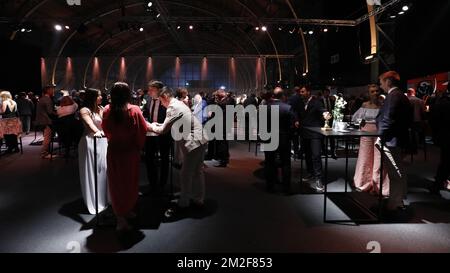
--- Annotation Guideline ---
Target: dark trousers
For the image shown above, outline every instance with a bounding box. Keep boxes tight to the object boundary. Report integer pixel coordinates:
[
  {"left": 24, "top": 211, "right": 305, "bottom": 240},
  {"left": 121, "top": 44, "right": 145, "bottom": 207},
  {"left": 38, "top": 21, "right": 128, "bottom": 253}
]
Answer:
[
  {"left": 292, "top": 132, "right": 300, "bottom": 156},
  {"left": 216, "top": 139, "right": 230, "bottom": 164},
  {"left": 436, "top": 143, "right": 450, "bottom": 185},
  {"left": 145, "top": 136, "right": 171, "bottom": 190},
  {"left": 206, "top": 139, "right": 216, "bottom": 159},
  {"left": 264, "top": 135, "right": 291, "bottom": 190},
  {"left": 20, "top": 115, "right": 31, "bottom": 134},
  {"left": 303, "top": 137, "right": 323, "bottom": 179}
]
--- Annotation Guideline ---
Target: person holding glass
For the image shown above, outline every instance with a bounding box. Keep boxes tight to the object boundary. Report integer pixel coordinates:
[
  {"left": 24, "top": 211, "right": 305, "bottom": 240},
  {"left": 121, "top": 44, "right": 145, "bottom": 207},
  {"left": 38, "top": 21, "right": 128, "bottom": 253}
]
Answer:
[{"left": 352, "top": 84, "right": 390, "bottom": 196}]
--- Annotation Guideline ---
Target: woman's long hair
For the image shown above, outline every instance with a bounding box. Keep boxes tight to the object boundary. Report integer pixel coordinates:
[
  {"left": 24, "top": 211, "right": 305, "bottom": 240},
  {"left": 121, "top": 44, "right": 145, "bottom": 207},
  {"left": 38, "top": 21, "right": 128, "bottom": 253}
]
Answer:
[
  {"left": 84, "top": 88, "right": 100, "bottom": 113},
  {"left": 110, "top": 82, "right": 131, "bottom": 123}
]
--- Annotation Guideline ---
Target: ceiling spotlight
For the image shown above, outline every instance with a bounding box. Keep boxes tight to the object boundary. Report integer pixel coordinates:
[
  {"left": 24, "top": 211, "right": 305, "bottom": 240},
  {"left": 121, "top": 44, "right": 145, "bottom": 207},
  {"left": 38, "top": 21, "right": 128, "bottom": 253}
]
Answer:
[
  {"left": 365, "top": 55, "right": 375, "bottom": 60},
  {"left": 20, "top": 28, "right": 26, "bottom": 33},
  {"left": 323, "top": 28, "right": 328, "bottom": 32},
  {"left": 65, "top": 25, "right": 70, "bottom": 30},
  {"left": 398, "top": 11, "right": 405, "bottom": 15},
  {"left": 220, "top": 86, "right": 226, "bottom": 90},
  {"left": 147, "top": 1, "right": 153, "bottom": 8},
  {"left": 308, "top": 30, "right": 314, "bottom": 35},
  {"left": 390, "top": 15, "right": 396, "bottom": 19},
  {"left": 189, "top": 25, "right": 194, "bottom": 30},
  {"left": 177, "top": 25, "right": 181, "bottom": 30},
  {"left": 156, "top": 13, "right": 161, "bottom": 18},
  {"left": 278, "top": 26, "right": 283, "bottom": 31},
  {"left": 54, "top": 24, "right": 63, "bottom": 31},
  {"left": 261, "top": 26, "right": 267, "bottom": 32},
  {"left": 139, "top": 27, "right": 144, "bottom": 32},
  {"left": 302, "top": 72, "right": 307, "bottom": 77},
  {"left": 255, "top": 26, "right": 260, "bottom": 31},
  {"left": 402, "top": 5, "right": 409, "bottom": 11}
]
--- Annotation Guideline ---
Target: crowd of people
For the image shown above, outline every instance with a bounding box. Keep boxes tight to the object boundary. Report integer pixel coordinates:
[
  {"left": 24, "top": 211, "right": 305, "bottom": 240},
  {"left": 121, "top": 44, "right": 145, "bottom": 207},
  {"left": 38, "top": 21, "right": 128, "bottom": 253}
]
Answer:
[{"left": 1, "top": 70, "right": 450, "bottom": 230}]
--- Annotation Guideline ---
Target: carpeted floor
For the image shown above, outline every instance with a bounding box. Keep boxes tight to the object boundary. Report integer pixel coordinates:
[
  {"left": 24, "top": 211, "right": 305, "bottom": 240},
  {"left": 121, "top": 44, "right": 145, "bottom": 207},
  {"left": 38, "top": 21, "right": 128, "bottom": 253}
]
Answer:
[{"left": 0, "top": 135, "right": 449, "bottom": 253}]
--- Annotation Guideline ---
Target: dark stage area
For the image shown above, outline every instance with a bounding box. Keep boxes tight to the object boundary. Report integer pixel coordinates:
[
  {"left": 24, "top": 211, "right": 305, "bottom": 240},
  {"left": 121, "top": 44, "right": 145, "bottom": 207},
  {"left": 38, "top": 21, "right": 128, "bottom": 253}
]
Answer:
[{"left": 1, "top": 137, "right": 449, "bottom": 253}]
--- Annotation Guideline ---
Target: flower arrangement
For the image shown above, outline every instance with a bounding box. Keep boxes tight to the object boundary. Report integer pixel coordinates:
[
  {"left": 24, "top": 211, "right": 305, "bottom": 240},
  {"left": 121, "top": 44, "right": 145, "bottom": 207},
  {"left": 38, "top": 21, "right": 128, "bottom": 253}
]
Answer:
[{"left": 332, "top": 94, "right": 347, "bottom": 122}]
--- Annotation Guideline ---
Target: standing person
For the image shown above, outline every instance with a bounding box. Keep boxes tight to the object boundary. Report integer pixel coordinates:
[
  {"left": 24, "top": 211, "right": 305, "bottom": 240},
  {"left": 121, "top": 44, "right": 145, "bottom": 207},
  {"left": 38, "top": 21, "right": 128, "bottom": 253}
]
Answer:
[
  {"left": 264, "top": 87, "right": 298, "bottom": 194},
  {"left": 429, "top": 86, "right": 450, "bottom": 194},
  {"left": 102, "top": 82, "right": 149, "bottom": 231},
  {"left": 298, "top": 86, "right": 329, "bottom": 193},
  {"left": 143, "top": 80, "right": 172, "bottom": 196},
  {"left": 352, "top": 84, "right": 390, "bottom": 196},
  {"left": 321, "top": 88, "right": 337, "bottom": 159},
  {"left": 35, "top": 85, "right": 56, "bottom": 159},
  {"left": 149, "top": 87, "right": 208, "bottom": 219},
  {"left": 215, "top": 89, "right": 233, "bottom": 167},
  {"left": 406, "top": 88, "right": 426, "bottom": 154},
  {"left": 376, "top": 71, "right": 412, "bottom": 211},
  {"left": 192, "top": 93, "right": 207, "bottom": 125},
  {"left": 16, "top": 92, "right": 34, "bottom": 135},
  {"left": 78, "top": 89, "right": 108, "bottom": 215},
  {"left": 288, "top": 86, "right": 303, "bottom": 159},
  {"left": 0, "top": 91, "right": 20, "bottom": 153}
]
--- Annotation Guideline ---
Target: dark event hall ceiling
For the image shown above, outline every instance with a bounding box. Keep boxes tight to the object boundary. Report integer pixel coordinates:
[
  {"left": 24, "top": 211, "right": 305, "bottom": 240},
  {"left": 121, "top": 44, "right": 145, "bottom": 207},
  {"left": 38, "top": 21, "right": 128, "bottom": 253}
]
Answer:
[{"left": 0, "top": 0, "right": 374, "bottom": 57}]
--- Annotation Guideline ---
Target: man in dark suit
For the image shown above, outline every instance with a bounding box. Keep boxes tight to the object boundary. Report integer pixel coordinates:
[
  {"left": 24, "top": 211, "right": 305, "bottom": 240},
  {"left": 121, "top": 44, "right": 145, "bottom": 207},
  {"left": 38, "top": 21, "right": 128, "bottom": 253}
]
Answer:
[
  {"left": 299, "top": 86, "right": 329, "bottom": 193},
  {"left": 376, "top": 71, "right": 413, "bottom": 210},
  {"left": 320, "top": 88, "right": 337, "bottom": 159},
  {"left": 429, "top": 86, "right": 450, "bottom": 194},
  {"left": 264, "top": 87, "right": 298, "bottom": 194},
  {"left": 288, "top": 86, "right": 302, "bottom": 158},
  {"left": 143, "top": 80, "right": 172, "bottom": 196},
  {"left": 215, "top": 89, "right": 234, "bottom": 167}
]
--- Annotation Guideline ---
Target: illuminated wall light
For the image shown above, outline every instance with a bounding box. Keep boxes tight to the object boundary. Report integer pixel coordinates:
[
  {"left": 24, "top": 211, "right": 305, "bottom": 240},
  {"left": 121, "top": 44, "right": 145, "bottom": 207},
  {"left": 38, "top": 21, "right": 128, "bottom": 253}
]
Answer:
[{"left": 54, "top": 24, "right": 63, "bottom": 31}]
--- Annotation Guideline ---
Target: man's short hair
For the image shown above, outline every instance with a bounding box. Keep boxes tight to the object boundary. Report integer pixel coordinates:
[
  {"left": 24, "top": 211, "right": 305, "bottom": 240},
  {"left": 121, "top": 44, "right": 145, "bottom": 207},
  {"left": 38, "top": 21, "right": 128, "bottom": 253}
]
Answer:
[
  {"left": 380, "top": 71, "right": 401, "bottom": 86},
  {"left": 160, "top": 86, "right": 174, "bottom": 98},
  {"left": 148, "top": 80, "right": 164, "bottom": 89}
]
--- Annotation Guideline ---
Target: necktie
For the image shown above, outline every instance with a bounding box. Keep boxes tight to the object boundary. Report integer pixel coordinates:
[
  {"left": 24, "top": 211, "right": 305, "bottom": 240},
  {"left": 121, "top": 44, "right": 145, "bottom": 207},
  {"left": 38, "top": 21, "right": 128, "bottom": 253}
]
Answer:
[{"left": 150, "top": 99, "right": 157, "bottom": 122}]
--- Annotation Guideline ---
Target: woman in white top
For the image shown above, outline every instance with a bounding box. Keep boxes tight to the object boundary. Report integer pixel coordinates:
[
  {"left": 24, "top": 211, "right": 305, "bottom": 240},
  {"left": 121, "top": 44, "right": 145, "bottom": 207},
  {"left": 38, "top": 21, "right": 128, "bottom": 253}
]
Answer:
[
  {"left": 352, "top": 84, "right": 390, "bottom": 196},
  {"left": 78, "top": 89, "right": 109, "bottom": 214}
]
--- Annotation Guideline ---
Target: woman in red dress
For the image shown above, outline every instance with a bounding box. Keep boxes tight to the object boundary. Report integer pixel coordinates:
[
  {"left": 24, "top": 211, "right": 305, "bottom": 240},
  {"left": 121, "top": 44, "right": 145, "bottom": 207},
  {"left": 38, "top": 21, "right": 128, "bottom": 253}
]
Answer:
[{"left": 102, "top": 82, "right": 149, "bottom": 231}]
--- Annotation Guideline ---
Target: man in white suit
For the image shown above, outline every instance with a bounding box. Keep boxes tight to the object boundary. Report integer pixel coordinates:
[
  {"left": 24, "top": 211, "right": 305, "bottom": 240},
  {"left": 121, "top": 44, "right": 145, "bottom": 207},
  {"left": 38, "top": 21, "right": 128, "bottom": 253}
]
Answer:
[{"left": 149, "top": 87, "right": 208, "bottom": 220}]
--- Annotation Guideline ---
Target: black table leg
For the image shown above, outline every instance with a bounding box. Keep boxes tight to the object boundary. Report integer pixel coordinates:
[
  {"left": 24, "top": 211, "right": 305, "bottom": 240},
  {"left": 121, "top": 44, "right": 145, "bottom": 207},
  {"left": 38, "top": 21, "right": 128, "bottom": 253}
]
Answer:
[
  {"left": 345, "top": 138, "right": 349, "bottom": 193},
  {"left": 324, "top": 136, "right": 328, "bottom": 222},
  {"left": 378, "top": 139, "right": 384, "bottom": 222}
]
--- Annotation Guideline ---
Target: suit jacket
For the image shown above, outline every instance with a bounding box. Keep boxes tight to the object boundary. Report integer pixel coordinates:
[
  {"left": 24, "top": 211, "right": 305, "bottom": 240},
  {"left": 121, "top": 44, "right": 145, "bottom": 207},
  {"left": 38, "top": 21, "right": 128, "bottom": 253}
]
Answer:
[
  {"left": 320, "top": 96, "right": 336, "bottom": 113},
  {"left": 299, "top": 96, "right": 327, "bottom": 139},
  {"left": 266, "top": 99, "right": 297, "bottom": 137},
  {"left": 35, "top": 96, "right": 55, "bottom": 126},
  {"left": 377, "top": 88, "right": 413, "bottom": 148},
  {"left": 145, "top": 97, "right": 167, "bottom": 124},
  {"left": 152, "top": 99, "right": 207, "bottom": 153}
]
